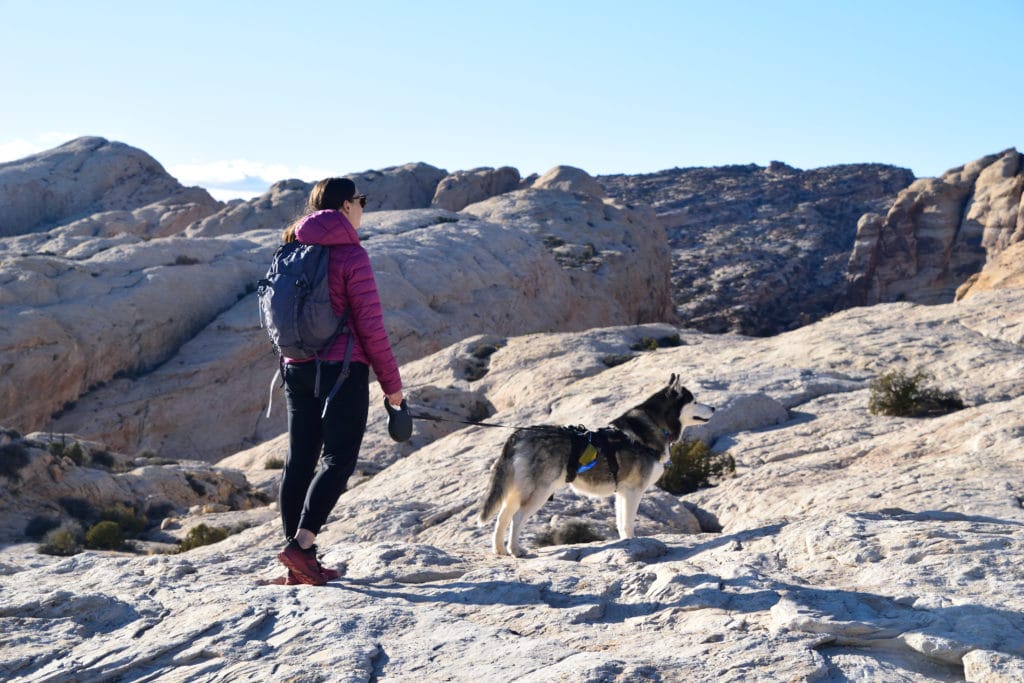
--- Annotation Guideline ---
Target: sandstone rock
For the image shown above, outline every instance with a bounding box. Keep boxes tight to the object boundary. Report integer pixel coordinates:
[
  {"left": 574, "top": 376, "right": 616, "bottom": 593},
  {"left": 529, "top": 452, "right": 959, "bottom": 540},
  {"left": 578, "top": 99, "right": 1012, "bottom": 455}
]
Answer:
[
  {"left": 600, "top": 162, "right": 914, "bottom": 335},
  {"left": 532, "top": 165, "right": 606, "bottom": 198},
  {"left": 845, "top": 148, "right": 1024, "bottom": 307},
  {"left": 955, "top": 241, "right": 1024, "bottom": 301},
  {"left": 1, "top": 288, "right": 1023, "bottom": 680},
  {"left": 431, "top": 166, "right": 520, "bottom": 211},
  {"left": 38, "top": 191, "right": 671, "bottom": 461},
  {"left": 184, "top": 178, "right": 311, "bottom": 237},
  {"left": 463, "top": 182, "right": 674, "bottom": 325},
  {"left": 0, "top": 434, "right": 267, "bottom": 540},
  {"left": 0, "top": 230, "right": 279, "bottom": 431},
  {"left": 185, "top": 163, "right": 448, "bottom": 237},
  {"left": 0, "top": 137, "right": 220, "bottom": 238}
]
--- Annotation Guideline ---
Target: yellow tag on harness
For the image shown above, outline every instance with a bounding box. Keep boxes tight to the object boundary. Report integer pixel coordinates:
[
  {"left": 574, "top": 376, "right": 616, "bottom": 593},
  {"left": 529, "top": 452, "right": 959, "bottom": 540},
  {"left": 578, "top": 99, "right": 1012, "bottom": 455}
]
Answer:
[{"left": 577, "top": 444, "right": 598, "bottom": 473}]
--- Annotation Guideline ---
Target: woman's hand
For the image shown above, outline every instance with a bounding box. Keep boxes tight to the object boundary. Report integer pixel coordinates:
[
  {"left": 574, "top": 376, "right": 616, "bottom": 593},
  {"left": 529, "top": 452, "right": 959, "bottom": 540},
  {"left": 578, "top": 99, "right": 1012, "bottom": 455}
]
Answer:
[{"left": 386, "top": 391, "right": 404, "bottom": 408}]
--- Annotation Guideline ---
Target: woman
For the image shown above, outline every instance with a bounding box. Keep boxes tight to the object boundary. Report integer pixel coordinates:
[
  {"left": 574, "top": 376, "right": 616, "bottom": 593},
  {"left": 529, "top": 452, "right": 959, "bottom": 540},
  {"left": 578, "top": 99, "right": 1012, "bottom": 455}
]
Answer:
[{"left": 275, "top": 177, "right": 403, "bottom": 585}]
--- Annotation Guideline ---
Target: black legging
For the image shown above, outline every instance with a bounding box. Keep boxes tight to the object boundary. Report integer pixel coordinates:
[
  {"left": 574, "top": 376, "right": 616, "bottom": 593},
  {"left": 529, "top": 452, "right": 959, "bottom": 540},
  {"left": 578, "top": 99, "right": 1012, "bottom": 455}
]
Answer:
[{"left": 279, "top": 360, "right": 369, "bottom": 539}]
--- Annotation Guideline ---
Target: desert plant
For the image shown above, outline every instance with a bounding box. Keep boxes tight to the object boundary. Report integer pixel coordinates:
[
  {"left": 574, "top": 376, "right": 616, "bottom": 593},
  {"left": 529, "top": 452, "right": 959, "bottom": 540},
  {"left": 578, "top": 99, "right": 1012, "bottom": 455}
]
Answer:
[
  {"left": 657, "top": 439, "right": 735, "bottom": 495},
  {"left": 65, "top": 442, "right": 85, "bottom": 466},
  {"left": 39, "top": 521, "right": 84, "bottom": 556},
  {"left": 101, "top": 502, "right": 148, "bottom": 534},
  {"left": 264, "top": 457, "right": 285, "bottom": 470},
  {"left": 173, "top": 254, "right": 201, "bottom": 266},
  {"left": 85, "top": 520, "right": 124, "bottom": 550},
  {"left": 24, "top": 515, "right": 61, "bottom": 539},
  {"left": 0, "top": 442, "right": 31, "bottom": 481},
  {"left": 178, "top": 523, "right": 228, "bottom": 552},
  {"left": 868, "top": 367, "right": 965, "bottom": 417},
  {"left": 657, "top": 333, "right": 683, "bottom": 347},
  {"left": 48, "top": 436, "right": 67, "bottom": 458},
  {"left": 534, "top": 520, "right": 605, "bottom": 547}
]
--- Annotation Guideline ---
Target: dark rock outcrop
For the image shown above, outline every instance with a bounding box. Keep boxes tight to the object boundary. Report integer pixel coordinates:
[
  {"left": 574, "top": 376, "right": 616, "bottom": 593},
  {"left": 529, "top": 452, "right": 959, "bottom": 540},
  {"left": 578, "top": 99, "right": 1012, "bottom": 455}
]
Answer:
[{"left": 600, "top": 162, "right": 915, "bottom": 335}]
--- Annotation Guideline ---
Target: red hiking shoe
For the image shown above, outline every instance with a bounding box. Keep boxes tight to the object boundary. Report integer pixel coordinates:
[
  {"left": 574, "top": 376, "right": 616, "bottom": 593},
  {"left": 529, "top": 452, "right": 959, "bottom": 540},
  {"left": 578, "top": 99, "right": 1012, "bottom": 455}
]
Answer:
[{"left": 277, "top": 540, "right": 327, "bottom": 586}]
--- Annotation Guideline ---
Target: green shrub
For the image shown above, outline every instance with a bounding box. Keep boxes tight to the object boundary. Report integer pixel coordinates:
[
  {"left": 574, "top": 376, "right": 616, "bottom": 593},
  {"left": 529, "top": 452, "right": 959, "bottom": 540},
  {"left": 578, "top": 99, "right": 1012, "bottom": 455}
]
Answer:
[
  {"left": 868, "top": 367, "right": 965, "bottom": 417},
  {"left": 173, "top": 254, "right": 201, "bottom": 266},
  {"left": 101, "top": 503, "right": 148, "bottom": 534},
  {"left": 657, "top": 440, "right": 735, "bottom": 495},
  {"left": 39, "top": 521, "right": 84, "bottom": 556},
  {"left": 25, "top": 515, "right": 61, "bottom": 539},
  {"left": 65, "top": 442, "right": 85, "bottom": 466},
  {"left": 178, "top": 524, "right": 228, "bottom": 552},
  {"left": 0, "top": 442, "right": 31, "bottom": 481},
  {"left": 657, "top": 333, "right": 683, "bottom": 348},
  {"left": 535, "top": 520, "right": 605, "bottom": 547},
  {"left": 85, "top": 521, "right": 124, "bottom": 550},
  {"left": 264, "top": 457, "right": 285, "bottom": 470},
  {"left": 48, "top": 438, "right": 67, "bottom": 458}
]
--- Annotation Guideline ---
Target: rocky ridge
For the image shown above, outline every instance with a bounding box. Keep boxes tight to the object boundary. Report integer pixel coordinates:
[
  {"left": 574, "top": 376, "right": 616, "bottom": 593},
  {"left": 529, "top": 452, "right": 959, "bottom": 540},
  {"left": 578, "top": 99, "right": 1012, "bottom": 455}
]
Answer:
[
  {"left": 0, "top": 137, "right": 222, "bottom": 239},
  {"left": 599, "top": 161, "right": 916, "bottom": 335},
  {"left": 1, "top": 153, "right": 672, "bottom": 459}
]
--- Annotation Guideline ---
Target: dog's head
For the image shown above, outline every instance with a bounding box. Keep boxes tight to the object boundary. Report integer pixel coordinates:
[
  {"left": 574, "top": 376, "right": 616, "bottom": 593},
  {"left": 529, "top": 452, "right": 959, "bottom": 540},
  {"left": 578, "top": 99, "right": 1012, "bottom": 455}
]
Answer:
[{"left": 650, "top": 373, "right": 715, "bottom": 442}]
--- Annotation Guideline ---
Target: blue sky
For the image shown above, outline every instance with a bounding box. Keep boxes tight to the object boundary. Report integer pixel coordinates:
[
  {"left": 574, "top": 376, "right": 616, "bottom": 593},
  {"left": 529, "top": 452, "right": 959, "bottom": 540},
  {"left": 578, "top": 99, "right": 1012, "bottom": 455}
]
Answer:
[{"left": 1, "top": 1, "right": 1021, "bottom": 200}]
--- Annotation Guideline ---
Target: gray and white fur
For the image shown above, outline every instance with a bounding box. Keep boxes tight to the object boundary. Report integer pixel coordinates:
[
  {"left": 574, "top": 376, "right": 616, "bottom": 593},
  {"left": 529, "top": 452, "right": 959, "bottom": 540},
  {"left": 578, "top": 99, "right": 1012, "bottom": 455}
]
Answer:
[{"left": 479, "top": 374, "right": 715, "bottom": 556}]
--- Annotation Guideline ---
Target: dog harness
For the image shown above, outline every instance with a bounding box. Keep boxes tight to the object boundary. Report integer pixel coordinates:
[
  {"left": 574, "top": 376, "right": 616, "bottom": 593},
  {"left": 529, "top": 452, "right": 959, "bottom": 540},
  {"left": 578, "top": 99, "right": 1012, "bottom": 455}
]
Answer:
[{"left": 563, "top": 426, "right": 622, "bottom": 485}]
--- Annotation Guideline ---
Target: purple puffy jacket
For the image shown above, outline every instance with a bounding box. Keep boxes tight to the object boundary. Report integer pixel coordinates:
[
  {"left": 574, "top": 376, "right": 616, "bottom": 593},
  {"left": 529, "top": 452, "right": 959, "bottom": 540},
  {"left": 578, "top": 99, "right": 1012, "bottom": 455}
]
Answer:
[{"left": 288, "top": 210, "right": 402, "bottom": 396}]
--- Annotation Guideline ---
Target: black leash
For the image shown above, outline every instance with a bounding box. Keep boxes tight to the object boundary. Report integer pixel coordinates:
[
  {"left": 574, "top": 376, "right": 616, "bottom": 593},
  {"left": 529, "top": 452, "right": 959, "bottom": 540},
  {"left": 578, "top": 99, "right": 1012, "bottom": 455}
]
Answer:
[{"left": 407, "top": 411, "right": 553, "bottom": 432}]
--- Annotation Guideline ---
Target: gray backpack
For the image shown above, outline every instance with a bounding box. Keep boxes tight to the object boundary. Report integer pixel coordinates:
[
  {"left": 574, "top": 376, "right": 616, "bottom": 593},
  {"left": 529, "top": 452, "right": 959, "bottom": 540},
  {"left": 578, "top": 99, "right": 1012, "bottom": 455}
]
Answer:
[{"left": 257, "top": 241, "right": 353, "bottom": 417}]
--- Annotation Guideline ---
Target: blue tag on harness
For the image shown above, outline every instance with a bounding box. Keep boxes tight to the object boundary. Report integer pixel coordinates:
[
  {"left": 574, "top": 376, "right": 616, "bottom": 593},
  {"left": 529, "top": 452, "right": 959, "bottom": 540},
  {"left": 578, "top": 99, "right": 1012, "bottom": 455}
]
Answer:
[{"left": 577, "top": 443, "right": 598, "bottom": 473}]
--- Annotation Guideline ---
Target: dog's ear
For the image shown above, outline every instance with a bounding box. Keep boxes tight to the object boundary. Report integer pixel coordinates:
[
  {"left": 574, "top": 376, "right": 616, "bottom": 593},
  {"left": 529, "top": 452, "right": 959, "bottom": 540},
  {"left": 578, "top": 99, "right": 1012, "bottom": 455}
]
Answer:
[{"left": 668, "top": 373, "right": 678, "bottom": 389}]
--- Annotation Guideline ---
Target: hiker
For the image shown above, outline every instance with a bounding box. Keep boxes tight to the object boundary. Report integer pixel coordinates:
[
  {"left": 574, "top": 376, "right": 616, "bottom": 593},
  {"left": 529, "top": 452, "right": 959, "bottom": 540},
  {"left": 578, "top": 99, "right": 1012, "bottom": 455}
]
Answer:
[{"left": 275, "top": 177, "right": 403, "bottom": 585}]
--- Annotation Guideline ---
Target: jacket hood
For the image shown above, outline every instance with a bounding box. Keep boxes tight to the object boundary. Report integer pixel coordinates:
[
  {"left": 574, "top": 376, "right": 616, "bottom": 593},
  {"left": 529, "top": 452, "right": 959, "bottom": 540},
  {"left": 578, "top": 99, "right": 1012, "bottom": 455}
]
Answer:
[{"left": 294, "top": 210, "right": 360, "bottom": 247}]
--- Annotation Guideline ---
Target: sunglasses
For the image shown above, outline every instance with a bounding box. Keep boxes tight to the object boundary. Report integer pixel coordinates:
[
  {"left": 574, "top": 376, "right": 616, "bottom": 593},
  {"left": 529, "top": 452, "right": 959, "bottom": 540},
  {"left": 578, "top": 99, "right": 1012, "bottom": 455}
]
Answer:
[{"left": 349, "top": 194, "right": 367, "bottom": 208}]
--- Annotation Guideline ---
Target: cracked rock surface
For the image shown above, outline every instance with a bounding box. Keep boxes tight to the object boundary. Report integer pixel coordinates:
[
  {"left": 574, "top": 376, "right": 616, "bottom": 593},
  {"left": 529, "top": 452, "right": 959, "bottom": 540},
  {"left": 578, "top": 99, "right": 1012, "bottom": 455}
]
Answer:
[{"left": 3, "top": 288, "right": 1024, "bottom": 681}]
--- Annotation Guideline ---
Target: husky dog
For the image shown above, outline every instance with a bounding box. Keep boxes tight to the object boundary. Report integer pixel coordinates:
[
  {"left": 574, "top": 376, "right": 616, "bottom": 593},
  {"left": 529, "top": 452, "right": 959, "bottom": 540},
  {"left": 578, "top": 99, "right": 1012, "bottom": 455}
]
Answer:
[{"left": 479, "top": 374, "right": 715, "bottom": 556}]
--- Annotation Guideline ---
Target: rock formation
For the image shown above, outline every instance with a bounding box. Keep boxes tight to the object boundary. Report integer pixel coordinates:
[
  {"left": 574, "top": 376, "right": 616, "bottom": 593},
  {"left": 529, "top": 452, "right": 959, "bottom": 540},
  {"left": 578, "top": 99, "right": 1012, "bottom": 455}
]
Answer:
[
  {"left": 956, "top": 240, "right": 1024, "bottom": 301},
  {"left": 1, "top": 287, "right": 1022, "bottom": 681},
  {"left": 0, "top": 137, "right": 221, "bottom": 238},
  {"left": 431, "top": 166, "right": 521, "bottom": 211},
  {"left": 599, "top": 161, "right": 915, "bottom": 335},
  {"left": 185, "top": 163, "right": 449, "bottom": 238},
  {"left": 845, "top": 148, "right": 1024, "bottom": 307},
  {"left": 7, "top": 179, "right": 671, "bottom": 460}
]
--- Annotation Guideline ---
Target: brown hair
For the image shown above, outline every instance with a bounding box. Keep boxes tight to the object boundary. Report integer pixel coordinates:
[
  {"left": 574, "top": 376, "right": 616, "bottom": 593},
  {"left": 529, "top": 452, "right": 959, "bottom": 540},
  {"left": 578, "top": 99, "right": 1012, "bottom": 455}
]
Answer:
[
  {"left": 281, "top": 177, "right": 357, "bottom": 243},
  {"left": 307, "top": 177, "right": 356, "bottom": 212}
]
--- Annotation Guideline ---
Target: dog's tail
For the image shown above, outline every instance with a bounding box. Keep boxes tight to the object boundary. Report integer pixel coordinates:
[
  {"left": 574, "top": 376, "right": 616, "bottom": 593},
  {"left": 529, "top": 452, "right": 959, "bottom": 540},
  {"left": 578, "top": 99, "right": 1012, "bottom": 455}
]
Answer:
[{"left": 478, "top": 435, "right": 516, "bottom": 523}]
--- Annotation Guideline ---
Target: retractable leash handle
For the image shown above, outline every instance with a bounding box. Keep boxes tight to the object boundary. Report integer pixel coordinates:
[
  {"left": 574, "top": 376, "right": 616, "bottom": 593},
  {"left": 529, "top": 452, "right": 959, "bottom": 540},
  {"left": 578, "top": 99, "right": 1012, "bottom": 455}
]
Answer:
[{"left": 384, "top": 398, "right": 413, "bottom": 442}]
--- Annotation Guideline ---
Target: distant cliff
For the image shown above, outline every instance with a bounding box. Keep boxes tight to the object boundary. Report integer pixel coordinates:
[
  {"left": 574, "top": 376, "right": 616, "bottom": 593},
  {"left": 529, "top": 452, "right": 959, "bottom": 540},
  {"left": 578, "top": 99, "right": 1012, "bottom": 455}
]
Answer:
[{"left": 599, "top": 162, "right": 915, "bottom": 335}]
